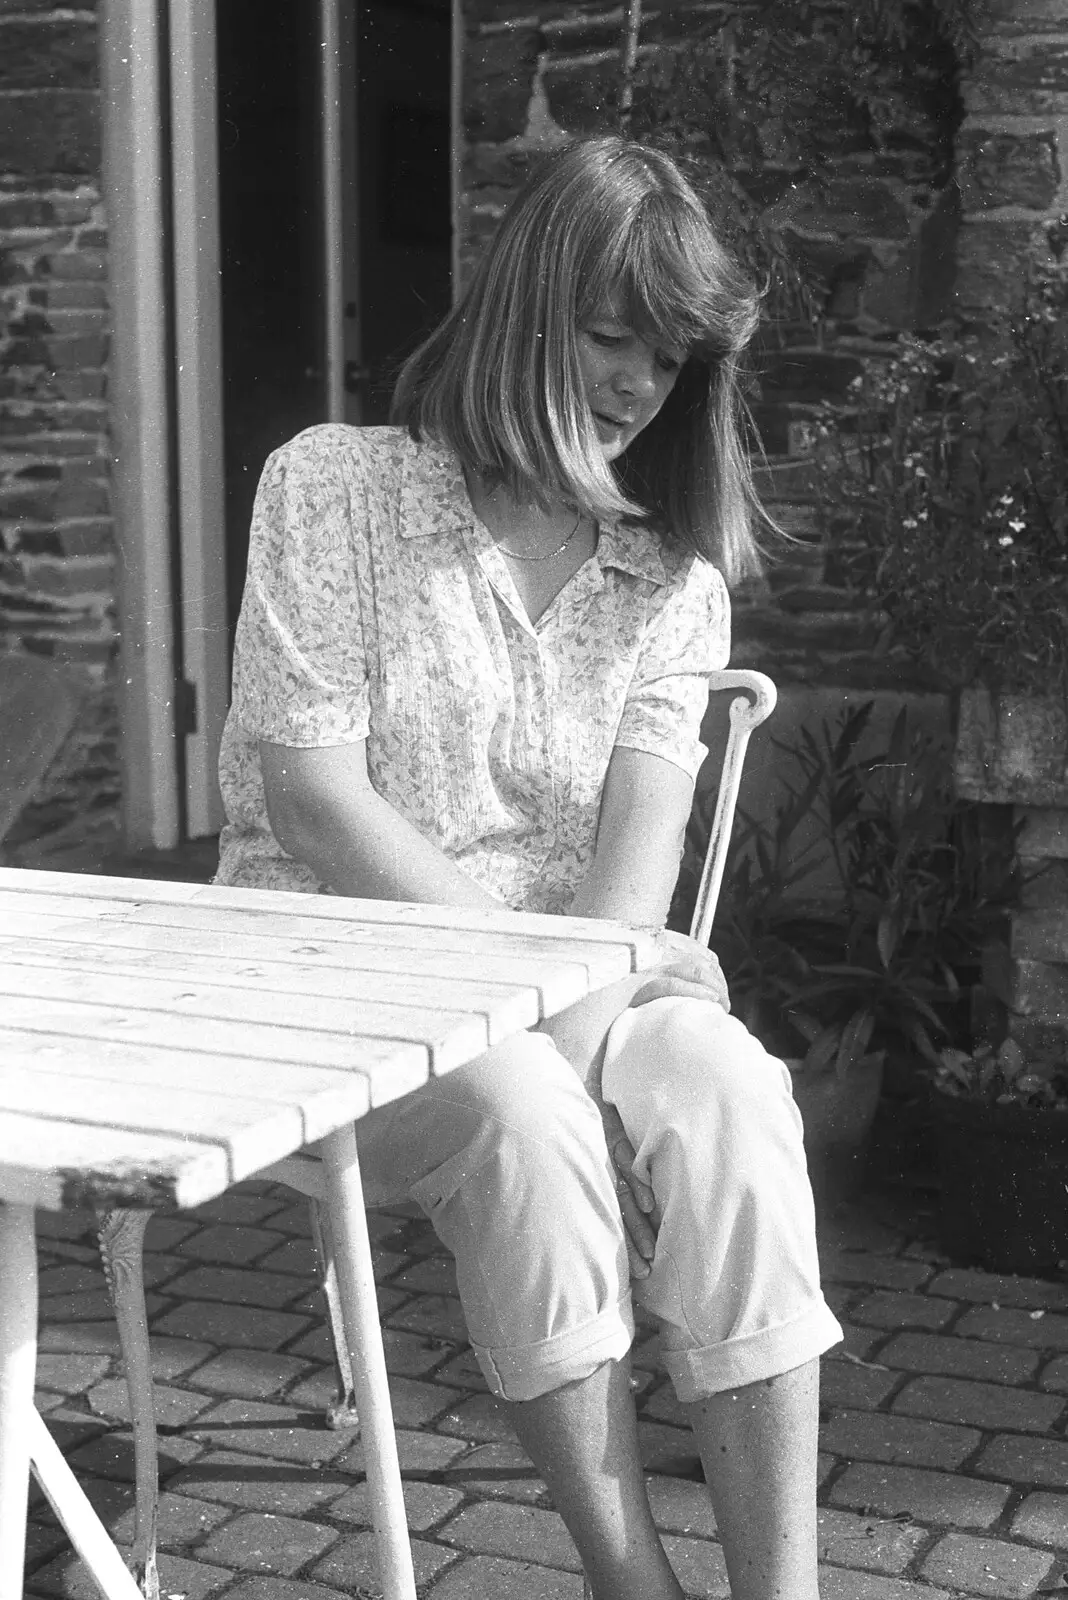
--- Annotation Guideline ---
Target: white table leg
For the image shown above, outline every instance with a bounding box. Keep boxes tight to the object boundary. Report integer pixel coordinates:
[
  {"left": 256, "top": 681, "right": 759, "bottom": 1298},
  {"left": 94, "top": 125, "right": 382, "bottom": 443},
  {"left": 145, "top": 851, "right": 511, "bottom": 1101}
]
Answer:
[
  {"left": 320, "top": 1123, "right": 417, "bottom": 1600},
  {"left": 0, "top": 1201, "right": 36, "bottom": 1600}
]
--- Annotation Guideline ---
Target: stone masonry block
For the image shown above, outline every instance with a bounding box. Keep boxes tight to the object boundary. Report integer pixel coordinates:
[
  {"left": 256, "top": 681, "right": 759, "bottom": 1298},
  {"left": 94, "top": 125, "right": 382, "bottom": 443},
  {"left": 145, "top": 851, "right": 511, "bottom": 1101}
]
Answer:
[
  {"left": 958, "top": 129, "right": 1061, "bottom": 212},
  {"left": 927, "top": 1269, "right": 1068, "bottom": 1311},
  {"left": 1010, "top": 910, "right": 1068, "bottom": 962},
  {"left": 540, "top": 53, "right": 619, "bottom": 133},
  {"left": 174, "top": 1222, "right": 288, "bottom": 1266},
  {"left": 893, "top": 1375, "right": 1065, "bottom": 1433},
  {"left": 968, "top": 37, "right": 1068, "bottom": 116},
  {"left": 151, "top": 1297, "right": 313, "bottom": 1350},
  {"left": 187, "top": 1349, "right": 312, "bottom": 1400},
  {"left": 820, "top": 1359, "right": 900, "bottom": 1411},
  {"left": 956, "top": 692, "right": 1068, "bottom": 806},
  {"left": 312, "top": 1532, "right": 459, "bottom": 1593},
  {"left": 440, "top": 1500, "right": 582, "bottom": 1570},
  {"left": 0, "top": 89, "right": 99, "bottom": 175},
  {"left": 167, "top": 1447, "right": 349, "bottom": 1516},
  {"left": 954, "top": 220, "right": 1054, "bottom": 311},
  {"left": 956, "top": 1305, "right": 1068, "bottom": 1348},
  {"left": 86, "top": 1377, "right": 213, "bottom": 1430},
  {"left": 0, "top": 19, "right": 98, "bottom": 91},
  {"left": 1023, "top": 859, "right": 1068, "bottom": 909},
  {"left": 922, "top": 1531, "right": 1055, "bottom": 1598},
  {"left": 851, "top": 1291, "right": 959, "bottom": 1331},
  {"left": 1012, "top": 1491, "right": 1068, "bottom": 1547},
  {"left": 880, "top": 1332, "right": 1040, "bottom": 1385},
  {"left": 783, "top": 176, "right": 913, "bottom": 240},
  {"left": 426, "top": 1552, "right": 587, "bottom": 1600},
  {"left": 830, "top": 1459, "right": 1012, "bottom": 1528},
  {"left": 977, "top": 1433, "right": 1068, "bottom": 1488},
  {"left": 820, "top": 1409, "right": 981, "bottom": 1470},
  {"left": 982, "top": 946, "right": 1068, "bottom": 1023},
  {"left": 819, "top": 1250, "right": 935, "bottom": 1292},
  {"left": 149, "top": 1264, "right": 305, "bottom": 1311},
  {"left": 1041, "top": 1355, "right": 1068, "bottom": 1391},
  {"left": 816, "top": 1506, "right": 927, "bottom": 1574},
  {"left": 644, "top": 1474, "right": 718, "bottom": 1538},
  {"left": 186, "top": 1398, "right": 353, "bottom": 1467},
  {"left": 1018, "top": 808, "right": 1068, "bottom": 860},
  {"left": 465, "top": 27, "right": 540, "bottom": 142},
  {"left": 818, "top": 1570, "right": 952, "bottom": 1600},
  {"left": 199, "top": 1511, "right": 339, "bottom": 1576},
  {"left": 330, "top": 1477, "right": 464, "bottom": 1532}
]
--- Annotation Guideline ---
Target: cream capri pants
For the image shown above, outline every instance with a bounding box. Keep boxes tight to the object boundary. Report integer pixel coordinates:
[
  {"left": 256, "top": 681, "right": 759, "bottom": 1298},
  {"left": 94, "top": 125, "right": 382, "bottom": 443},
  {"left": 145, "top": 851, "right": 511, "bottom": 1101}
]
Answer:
[{"left": 354, "top": 995, "right": 842, "bottom": 1404}]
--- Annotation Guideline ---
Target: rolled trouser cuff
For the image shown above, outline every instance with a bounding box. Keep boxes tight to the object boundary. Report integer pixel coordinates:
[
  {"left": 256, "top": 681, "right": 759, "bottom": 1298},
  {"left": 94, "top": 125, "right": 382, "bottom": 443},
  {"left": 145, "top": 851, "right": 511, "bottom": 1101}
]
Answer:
[
  {"left": 473, "top": 1295, "right": 635, "bottom": 1402},
  {"left": 663, "top": 1300, "right": 843, "bottom": 1403}
]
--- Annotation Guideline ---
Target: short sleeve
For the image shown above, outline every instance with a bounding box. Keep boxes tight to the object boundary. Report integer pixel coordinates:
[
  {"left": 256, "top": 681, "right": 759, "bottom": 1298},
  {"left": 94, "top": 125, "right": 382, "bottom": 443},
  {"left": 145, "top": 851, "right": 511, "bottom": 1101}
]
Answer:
[
  {"left": 230, "top": 430, "right": 372, "bottom": 748},
  {"left": 614, "top": 558, "right": 731, "bottom": 779}
]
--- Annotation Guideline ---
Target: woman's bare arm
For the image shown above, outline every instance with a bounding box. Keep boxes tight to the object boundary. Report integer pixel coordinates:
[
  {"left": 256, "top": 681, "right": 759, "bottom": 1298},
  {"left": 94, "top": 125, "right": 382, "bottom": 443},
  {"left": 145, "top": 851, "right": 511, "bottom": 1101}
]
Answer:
[{"left": 259, "top": 738, "right": 504, "bottom": 909}]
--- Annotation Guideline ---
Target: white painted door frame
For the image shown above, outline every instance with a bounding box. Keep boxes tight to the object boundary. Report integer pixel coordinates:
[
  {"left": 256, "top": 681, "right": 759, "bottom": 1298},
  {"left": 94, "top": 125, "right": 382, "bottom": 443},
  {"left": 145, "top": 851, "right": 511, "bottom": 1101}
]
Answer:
[
  {"left": 170, "top": 0, "right": 229, "bottom": 840},
  {"left": 100, "top": 0, "right": 227, "bottom": 847},
  {"left": 104, "top": 0, "right": 458, "bottom": 847}
]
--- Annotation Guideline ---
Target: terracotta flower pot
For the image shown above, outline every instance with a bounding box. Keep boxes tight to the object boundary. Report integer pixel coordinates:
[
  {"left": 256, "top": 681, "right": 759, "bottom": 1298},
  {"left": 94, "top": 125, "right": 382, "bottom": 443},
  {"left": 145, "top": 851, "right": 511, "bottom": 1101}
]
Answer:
[{"left": 932, "top": 1087, "right": 1068, "bottom": 1275}]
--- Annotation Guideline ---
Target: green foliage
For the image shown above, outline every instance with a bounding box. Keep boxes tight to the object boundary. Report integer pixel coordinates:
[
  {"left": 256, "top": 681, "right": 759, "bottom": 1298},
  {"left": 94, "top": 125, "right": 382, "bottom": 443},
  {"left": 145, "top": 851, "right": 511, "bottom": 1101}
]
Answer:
[
  {"left": 813, "top": 265, "right": 1068, "bottom": 696},
  {"left": 671, "top": 700, "right": 1015, "bottom": 1078},
  {"left": 936, "top": 1038, "right": 1068, "bottom": 1111}
]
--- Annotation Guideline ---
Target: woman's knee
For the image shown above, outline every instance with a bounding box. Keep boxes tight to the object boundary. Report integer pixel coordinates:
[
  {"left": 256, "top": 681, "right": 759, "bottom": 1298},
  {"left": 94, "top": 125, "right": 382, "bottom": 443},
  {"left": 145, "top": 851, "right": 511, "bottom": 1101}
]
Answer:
[{"left": 603, "top": 996, "right": 796, "bottom": 1134}]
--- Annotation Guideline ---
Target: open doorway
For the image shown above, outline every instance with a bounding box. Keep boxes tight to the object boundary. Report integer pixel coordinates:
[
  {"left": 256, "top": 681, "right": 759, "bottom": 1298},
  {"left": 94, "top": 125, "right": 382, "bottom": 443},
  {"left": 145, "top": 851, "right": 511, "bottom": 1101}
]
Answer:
[{"left": 215, "top": 0, "right": 453, "bottom": 640}]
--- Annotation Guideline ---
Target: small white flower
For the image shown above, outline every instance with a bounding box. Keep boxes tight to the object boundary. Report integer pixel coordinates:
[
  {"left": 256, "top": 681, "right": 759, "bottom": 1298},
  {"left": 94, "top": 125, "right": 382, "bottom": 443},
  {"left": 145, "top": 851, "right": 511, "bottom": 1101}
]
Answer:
[
  {"left": 1008, "top": 518, "right": 1026, "bottom": 532},
  {"left": 998, "top": 534, "right": 1014, "bottom": 547}
]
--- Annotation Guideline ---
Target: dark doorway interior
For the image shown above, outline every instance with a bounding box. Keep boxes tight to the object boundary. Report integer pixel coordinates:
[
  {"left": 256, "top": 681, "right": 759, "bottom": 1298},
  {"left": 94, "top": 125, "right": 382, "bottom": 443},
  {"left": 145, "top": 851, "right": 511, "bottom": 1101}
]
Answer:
[
  {"left": 216, "top": 0, "right": 452, "bottom": 638},
  {"left": 354, "top": 0, "right": 453, "bottom": 422}
]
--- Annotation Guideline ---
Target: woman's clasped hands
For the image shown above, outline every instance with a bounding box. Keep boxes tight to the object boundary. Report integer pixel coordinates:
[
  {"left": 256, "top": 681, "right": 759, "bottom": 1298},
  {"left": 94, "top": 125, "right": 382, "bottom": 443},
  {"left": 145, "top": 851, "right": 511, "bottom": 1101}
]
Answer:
[{"left": 605, "top": 931, "right": 729, "bottom": 1279}]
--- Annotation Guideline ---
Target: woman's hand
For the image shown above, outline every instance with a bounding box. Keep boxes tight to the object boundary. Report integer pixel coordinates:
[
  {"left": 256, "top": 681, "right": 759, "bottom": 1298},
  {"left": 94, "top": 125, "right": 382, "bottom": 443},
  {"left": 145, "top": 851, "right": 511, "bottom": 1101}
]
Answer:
[
  {"left": 629, "top": 929, "right": 730, "bottom": 1011},
  {"left": 600, "top": 1099, "right": 657, "bottom": 1279}
]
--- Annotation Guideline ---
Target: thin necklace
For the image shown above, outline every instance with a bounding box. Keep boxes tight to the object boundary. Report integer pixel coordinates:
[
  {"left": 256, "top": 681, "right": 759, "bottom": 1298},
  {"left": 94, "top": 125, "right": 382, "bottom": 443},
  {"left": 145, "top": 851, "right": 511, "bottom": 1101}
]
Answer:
[{"left": 495, "top": 509, "right": 583, "bottom": 563}]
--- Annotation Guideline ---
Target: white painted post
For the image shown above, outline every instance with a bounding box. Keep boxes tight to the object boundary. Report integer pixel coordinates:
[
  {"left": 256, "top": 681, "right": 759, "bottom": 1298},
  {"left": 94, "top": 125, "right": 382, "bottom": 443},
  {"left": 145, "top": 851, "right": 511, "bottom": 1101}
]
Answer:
[
  {"left": 0, "top": 1203, "right": 37, "bottom": 1599},
  {"left": 99, "top": 0, "right": 181, "bottom": 851},
  {"left": 169, "top": 0, "right": 230, "bottom": 841}
]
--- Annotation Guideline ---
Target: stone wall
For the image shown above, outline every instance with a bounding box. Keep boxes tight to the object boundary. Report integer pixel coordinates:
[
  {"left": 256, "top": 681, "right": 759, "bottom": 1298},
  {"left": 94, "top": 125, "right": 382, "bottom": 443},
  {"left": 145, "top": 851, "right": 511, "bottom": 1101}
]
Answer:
[
  {"left": 460, "top": 0, "right": 967, "bottom": 695},
  {"left": 0, "top": 0, "right": 119, "bottom": 860}
]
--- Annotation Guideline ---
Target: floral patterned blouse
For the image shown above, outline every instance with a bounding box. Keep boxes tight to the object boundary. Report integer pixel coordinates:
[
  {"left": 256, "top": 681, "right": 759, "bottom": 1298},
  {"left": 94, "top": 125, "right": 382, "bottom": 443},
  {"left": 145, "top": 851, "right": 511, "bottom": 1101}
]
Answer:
[{"left": 216, "top": 425, "right": 731, "bottom": 913}]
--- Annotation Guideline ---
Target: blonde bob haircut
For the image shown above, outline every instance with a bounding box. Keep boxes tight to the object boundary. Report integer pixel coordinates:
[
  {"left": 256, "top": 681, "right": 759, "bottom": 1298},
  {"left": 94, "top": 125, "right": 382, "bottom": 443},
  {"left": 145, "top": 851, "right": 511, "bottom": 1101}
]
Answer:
[{"left": 391, "top": 135, "right": 766, "bottom": 584}]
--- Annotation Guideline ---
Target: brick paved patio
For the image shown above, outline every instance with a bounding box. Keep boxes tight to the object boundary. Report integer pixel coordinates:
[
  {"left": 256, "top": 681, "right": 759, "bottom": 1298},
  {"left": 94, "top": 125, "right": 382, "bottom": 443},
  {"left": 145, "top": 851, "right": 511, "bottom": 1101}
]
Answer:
[{"left": 22, "top": 1178, "right": 1068, "bottom": 1600}]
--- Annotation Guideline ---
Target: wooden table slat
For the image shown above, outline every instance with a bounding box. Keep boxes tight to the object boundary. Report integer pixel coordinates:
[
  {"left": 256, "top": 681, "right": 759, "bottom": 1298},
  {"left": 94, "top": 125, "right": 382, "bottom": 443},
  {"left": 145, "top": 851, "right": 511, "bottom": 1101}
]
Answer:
[
  {"left": 0, "top": 914, "right": 593, "bottom": 1001},
  {"left": 0, "top": 984, "right": 494, "bottom": 1077},
  {"left": 0, "top": 890, "right": 642, "bottom": 983},
  {"left": 0, "top": 1026, "right": 389, "bottom": 1124},
  {"left": 1, "top": 869, "right": 656, "bottom": 958},
  {"left": 0, "top": 873, "right": 655, "bottom": 970},
  {"left": 0, "top": 959, "right": 512, "bottom": 1045},
  {"left": 0, "top": 938, "right": 545, "bottom": 1037},
  {"left": 0, "top": 1065, "right": 312, "bottom": 1177},
  {"left": 0, "top": 892, "right": 636, "bottom": 992},
  {"left": 0, "top": 1111, "right": 232, "bottom": 1211}
]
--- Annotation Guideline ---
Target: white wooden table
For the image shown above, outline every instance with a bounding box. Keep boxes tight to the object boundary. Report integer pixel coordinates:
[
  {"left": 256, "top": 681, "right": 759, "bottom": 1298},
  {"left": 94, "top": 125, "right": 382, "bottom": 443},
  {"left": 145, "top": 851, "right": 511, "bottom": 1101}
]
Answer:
[{"left": 0, "top": 867, "right": 663, "bottom": 1599}]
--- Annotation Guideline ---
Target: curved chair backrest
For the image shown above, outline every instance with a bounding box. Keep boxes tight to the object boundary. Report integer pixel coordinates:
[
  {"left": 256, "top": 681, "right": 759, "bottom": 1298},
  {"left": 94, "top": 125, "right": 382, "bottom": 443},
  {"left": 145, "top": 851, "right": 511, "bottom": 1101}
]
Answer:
[{"left": 689, "top": 670, "right": 777, "bottom": 948}]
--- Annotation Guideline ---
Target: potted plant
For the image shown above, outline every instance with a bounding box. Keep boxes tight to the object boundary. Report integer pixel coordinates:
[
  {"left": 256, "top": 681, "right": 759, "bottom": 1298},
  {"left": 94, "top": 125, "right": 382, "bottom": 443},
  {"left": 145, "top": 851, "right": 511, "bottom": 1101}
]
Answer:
[
  {"left": 931, "top": 1038, "right": 1068, "bottom": 1274},
  {"left": 672, "top": 701, "right": 1009, "bottom": 1207}
]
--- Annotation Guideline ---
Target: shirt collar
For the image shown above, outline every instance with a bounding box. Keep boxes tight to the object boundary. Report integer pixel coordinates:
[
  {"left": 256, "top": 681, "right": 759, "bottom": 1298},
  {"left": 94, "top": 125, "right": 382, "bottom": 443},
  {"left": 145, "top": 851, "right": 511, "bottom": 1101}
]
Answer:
[
  {"left": 595, "top": 520, "right": 668, "bottom": 585},
  {"left": 398, "top": 437, "right": 472, "bottom": 538},
  {"left": 397, "top": 435, "right": 669, "bottom": 587}
]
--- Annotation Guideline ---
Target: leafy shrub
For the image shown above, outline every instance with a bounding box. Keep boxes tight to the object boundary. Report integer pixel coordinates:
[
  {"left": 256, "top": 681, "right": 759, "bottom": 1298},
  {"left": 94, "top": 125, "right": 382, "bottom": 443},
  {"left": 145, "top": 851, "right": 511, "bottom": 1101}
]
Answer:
[
  {"left": 813, "top": 265, "right": 1068, "bottom": 697},
  {"left": 672, "top": 701, "right": 1016, "bottom": 1075}
]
